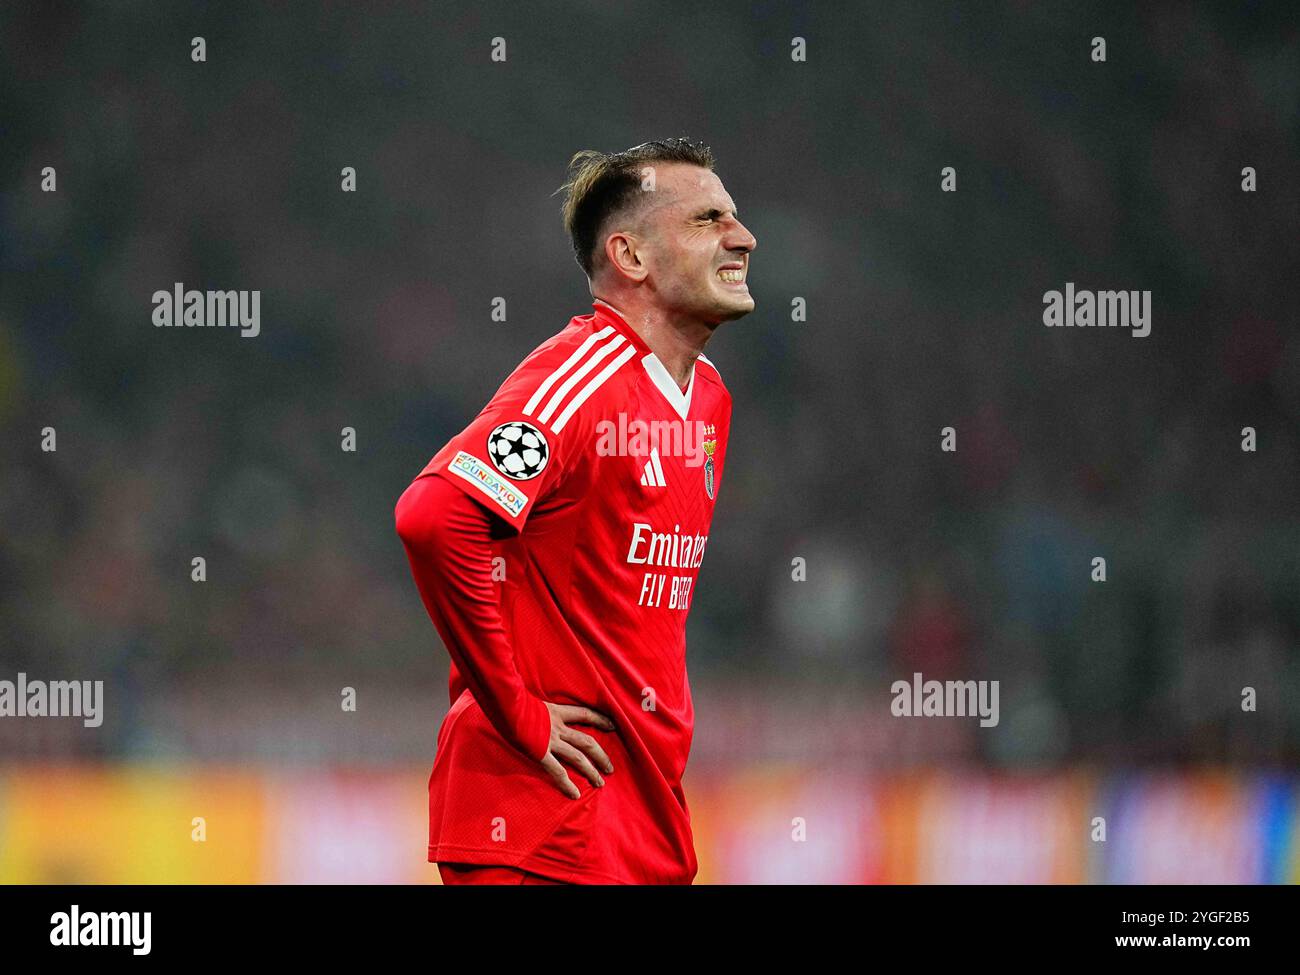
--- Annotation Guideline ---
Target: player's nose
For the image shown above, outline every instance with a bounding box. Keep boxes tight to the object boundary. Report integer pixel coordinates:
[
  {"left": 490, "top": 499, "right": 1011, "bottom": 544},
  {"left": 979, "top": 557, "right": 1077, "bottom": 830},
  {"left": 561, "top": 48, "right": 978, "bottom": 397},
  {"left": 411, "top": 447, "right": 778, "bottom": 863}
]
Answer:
[{"left": 725, "top": 217, "right": 756, "bottom": 254}]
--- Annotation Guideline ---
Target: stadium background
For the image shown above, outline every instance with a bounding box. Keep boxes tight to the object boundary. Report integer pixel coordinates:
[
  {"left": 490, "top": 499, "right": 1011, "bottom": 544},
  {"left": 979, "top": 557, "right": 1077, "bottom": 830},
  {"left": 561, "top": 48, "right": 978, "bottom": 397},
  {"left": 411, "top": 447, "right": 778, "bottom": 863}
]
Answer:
[{"left": 1, "top": 2, "right": 1298, "bottom": 882}]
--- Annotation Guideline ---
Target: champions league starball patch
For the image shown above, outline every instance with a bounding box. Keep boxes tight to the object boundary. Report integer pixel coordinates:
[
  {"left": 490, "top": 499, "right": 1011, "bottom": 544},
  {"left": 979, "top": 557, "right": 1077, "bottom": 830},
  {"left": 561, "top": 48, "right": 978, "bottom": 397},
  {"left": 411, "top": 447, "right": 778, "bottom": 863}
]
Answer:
[{"left": 486, "top": 421, "right": 549, "bottom": 480}]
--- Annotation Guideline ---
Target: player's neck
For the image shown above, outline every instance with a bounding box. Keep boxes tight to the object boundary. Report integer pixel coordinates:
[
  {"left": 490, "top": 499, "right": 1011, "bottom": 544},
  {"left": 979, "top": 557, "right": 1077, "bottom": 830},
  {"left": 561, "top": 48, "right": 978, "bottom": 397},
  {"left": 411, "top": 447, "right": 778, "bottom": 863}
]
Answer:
[{"left": 594, "top": 296, "right": 712, "bottom": 389}]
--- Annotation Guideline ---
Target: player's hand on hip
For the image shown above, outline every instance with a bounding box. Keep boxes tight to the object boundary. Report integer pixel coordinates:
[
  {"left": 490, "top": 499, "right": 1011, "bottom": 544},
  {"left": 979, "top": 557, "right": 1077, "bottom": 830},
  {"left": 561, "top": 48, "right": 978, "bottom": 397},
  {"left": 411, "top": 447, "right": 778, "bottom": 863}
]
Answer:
[{"left": 540, "top": 702, "right": 616, "bottom": 799}]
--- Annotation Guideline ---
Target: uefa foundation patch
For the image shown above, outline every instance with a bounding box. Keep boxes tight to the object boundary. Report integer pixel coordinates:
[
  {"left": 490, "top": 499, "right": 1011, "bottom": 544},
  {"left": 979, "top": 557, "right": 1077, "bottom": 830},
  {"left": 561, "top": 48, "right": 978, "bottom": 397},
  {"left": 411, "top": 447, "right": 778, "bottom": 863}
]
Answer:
[{"left": 448, "top": 450, "right": 529, "bottom": 517}]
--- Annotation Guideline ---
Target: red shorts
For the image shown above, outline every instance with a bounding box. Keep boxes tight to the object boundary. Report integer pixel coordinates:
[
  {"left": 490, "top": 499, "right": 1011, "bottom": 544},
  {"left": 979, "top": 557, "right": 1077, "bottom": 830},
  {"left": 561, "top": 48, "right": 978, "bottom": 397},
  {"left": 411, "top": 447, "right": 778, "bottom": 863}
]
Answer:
[{"left": 437, "top": 862, "right": 569, "bottom": 885}]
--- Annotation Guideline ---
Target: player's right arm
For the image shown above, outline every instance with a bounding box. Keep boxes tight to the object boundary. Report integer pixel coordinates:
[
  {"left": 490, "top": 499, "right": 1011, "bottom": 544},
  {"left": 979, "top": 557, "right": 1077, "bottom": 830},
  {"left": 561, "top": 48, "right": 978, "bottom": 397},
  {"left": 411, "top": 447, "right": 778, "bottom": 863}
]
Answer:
[
  {"left": 397, "top": 326, "right": 636, "bottom": 795},
  {"left": 395, "top": 475, "right": 615, "bottom": 798}
]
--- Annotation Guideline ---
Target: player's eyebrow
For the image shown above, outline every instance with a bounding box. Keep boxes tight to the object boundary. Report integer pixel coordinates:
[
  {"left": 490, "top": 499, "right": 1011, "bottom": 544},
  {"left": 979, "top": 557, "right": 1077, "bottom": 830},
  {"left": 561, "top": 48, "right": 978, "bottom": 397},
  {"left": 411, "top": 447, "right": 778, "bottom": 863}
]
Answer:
[{"left": 695, "top": 206, "right": 738, "bottom": 220}]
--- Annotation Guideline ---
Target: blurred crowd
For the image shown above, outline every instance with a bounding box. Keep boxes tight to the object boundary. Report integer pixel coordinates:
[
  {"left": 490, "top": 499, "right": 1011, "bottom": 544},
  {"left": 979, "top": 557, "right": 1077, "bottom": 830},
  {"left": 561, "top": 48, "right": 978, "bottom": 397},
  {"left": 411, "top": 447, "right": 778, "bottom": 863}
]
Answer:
[{"left": 1, "top": 2, "right": 1296, "bottom": 767}]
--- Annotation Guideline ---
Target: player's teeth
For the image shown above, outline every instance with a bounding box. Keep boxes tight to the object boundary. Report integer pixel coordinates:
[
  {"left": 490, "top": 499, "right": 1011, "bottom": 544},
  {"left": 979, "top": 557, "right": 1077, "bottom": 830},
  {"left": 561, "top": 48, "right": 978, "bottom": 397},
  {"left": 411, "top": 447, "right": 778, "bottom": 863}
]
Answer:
[{"left": 718, "top": 269, "right": 744, "bottom": 283}]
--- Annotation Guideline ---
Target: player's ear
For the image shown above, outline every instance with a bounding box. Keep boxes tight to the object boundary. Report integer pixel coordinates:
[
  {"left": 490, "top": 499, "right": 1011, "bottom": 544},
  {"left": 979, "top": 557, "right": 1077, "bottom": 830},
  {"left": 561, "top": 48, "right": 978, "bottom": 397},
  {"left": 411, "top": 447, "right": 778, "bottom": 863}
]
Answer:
[{"left": 605, "top": 231, "right": 648, "bottom": 283}]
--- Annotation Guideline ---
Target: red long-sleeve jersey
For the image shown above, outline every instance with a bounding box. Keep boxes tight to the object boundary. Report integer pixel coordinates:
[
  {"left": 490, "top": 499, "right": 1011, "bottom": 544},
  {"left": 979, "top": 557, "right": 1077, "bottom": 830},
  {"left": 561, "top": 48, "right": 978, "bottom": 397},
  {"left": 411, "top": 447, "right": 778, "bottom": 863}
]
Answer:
[{"left": 395, "top": 300, "right": 732, "bottom": 884}]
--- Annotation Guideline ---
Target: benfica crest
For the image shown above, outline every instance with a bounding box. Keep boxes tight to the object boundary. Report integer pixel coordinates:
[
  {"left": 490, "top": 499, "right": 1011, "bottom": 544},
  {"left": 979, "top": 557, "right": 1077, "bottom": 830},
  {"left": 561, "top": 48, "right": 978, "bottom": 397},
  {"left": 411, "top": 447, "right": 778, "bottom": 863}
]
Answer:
[{"left": 703, "top": 439, "right": 717, "bottom": 499}]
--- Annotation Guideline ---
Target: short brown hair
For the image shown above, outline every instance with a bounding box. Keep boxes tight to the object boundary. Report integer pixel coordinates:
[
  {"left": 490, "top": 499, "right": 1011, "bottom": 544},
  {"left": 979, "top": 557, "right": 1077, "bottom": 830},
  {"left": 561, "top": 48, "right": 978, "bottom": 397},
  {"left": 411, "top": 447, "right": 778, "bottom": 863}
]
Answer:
[{"left": 557, "top": 138, "right": 716, "bottom": 277}]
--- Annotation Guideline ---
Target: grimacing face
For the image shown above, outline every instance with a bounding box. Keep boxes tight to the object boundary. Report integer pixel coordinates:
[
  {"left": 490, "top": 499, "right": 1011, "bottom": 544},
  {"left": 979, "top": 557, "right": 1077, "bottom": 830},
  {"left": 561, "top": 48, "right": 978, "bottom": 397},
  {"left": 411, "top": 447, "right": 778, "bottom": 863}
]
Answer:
[{"left": 626, "top": 164, "right": 757, "bottom": 325}]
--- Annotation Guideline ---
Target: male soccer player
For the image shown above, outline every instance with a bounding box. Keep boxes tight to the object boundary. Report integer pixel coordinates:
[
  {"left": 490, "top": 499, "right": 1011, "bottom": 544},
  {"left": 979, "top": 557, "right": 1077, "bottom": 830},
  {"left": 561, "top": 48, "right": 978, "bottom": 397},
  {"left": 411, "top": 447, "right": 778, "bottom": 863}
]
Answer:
[{"left": 394, "top": 138, "right": 756, "bottom": 884}]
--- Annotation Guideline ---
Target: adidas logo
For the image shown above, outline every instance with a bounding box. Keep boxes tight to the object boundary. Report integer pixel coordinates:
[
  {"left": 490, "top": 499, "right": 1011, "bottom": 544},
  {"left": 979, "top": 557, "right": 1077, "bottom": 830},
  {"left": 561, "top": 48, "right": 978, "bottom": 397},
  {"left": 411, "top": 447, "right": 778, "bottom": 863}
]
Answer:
[{"left": 639, "top": 448, "right": 667, "bottom": 488}]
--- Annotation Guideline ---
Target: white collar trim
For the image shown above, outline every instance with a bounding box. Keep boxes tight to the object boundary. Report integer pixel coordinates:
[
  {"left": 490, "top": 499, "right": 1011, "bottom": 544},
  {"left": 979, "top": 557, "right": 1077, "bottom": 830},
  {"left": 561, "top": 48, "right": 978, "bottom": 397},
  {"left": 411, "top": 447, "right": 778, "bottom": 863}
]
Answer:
[
  {"left": 640, "top": 352, "right": 694, "bottom": 420},
  {"left": 593, "top": 298, "right": 695, "bottom": 419}
]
